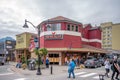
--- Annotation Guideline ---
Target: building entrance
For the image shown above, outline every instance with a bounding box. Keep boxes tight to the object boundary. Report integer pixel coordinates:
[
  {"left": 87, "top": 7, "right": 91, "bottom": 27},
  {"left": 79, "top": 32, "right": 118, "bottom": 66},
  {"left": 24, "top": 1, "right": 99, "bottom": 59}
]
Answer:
[{"left": 48, "top": 53, "right": 59, "bottom": 65}]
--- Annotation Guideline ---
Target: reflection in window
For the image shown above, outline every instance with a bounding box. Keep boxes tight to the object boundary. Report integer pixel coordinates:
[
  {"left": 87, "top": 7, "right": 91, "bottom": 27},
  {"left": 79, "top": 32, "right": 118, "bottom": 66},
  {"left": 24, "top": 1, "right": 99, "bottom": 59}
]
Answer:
[{"left": 47, "top": 23, "right": 61, "bottom": 31}]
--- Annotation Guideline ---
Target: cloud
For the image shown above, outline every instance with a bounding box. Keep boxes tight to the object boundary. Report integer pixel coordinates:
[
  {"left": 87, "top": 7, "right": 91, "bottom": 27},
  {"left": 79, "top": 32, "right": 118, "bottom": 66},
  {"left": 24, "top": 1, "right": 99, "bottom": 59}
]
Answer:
[{"left": 0, "top": 0, "right": 120, "bottom": 39}]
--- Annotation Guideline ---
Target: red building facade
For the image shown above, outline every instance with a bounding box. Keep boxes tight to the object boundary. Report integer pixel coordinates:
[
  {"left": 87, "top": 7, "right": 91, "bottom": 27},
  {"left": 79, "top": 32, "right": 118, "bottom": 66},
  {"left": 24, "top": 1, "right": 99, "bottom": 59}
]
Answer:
[{"left": 36, "top": 16, "right": 104, "bottom": 65}]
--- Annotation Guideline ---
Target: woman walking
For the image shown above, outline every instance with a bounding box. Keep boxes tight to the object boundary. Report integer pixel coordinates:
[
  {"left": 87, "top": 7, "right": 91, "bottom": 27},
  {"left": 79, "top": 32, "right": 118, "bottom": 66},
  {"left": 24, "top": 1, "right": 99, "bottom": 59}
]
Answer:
[
  {"left": 68, "top": 59, "right": 76, "bottom": 79},
  {"left": 104, "top": 58, "right": 111, "bottom": 78}
]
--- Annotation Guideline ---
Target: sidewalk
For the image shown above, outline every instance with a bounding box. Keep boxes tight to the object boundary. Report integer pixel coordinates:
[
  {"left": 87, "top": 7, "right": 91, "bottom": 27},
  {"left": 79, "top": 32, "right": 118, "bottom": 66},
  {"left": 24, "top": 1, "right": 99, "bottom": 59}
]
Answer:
[{"left": 9, "top": 62, "right": 68, "bottom": 76}]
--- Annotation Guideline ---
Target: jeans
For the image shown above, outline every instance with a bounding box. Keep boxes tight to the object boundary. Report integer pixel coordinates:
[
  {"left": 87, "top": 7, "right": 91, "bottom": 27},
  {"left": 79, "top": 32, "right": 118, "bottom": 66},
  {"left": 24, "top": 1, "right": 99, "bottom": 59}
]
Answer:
[
  {"left": 112, "top": 70, "right": 119, "bottom": 79},
  {"left": 68, "top": 69, "right": 75, "bottom": 78}
]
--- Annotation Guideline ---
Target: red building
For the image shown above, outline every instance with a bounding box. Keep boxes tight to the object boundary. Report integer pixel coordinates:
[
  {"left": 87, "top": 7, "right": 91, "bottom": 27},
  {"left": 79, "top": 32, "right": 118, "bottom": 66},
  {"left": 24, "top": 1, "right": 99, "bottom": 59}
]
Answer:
[{"left": 36, "top": 16, "right": 107, "bottom": 65}]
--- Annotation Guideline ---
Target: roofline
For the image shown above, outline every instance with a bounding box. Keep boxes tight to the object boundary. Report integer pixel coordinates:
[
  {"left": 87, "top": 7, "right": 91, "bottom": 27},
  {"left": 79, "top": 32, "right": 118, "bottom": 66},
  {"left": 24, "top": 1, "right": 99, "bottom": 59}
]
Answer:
[
  {"left": 16, "top": 32, "right": 37, "bottom": 36},
  {"left": 38, "top": 19, "right": 82, "bottom": 26}
]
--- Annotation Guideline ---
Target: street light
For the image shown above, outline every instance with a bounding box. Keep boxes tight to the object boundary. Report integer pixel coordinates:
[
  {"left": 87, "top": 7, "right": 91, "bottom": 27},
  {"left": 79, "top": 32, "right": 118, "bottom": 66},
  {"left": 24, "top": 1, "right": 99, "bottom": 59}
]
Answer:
[{"left": 23, "top": 19, "right": 41, "bottom": 75}]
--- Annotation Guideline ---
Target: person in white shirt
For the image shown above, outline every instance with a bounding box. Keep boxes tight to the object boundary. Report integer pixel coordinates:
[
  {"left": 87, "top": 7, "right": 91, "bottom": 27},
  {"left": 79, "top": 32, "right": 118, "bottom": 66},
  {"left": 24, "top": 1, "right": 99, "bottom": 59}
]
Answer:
[{"left": 104, "top": 58, "right": 111, "bottom": 78}]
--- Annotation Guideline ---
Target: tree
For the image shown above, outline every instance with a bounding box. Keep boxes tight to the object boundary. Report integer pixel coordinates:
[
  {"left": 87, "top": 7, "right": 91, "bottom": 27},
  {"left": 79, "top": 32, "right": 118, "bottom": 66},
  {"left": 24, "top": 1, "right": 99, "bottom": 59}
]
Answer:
[
  {"left": 34, "top": 48, "right": 48, "bottom": 57},
  {"left": 34, "top": 48, "right": 48, "bottom": 64}
]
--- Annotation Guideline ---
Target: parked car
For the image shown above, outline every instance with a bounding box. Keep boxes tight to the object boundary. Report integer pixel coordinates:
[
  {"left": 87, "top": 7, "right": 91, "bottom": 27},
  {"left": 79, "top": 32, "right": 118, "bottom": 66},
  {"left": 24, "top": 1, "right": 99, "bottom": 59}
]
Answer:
[
  {"left": 0, "top": 57, "right": 5, "bottom": 65},
  {"left": 98, "top": 57, "right": 105, "bottom": 66},
  {"left": 84, "top": 56, "right": 101, "bottom": 68}
]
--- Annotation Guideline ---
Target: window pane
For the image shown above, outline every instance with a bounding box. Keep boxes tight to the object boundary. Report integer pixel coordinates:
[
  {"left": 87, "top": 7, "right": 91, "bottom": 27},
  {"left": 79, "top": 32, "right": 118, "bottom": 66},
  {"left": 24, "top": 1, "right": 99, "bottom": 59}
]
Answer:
[
  {"left": 76, "top": 26, "right": 78, "bottom": 31},
  {"left": 72, "top": 25, "right": 74, "bottom": 31},
  {"left": 47, "top": 23, "right": 61, "bottom": 31},
  {"left": 67, "top": 24, "right": 70, "bottom": 30}
]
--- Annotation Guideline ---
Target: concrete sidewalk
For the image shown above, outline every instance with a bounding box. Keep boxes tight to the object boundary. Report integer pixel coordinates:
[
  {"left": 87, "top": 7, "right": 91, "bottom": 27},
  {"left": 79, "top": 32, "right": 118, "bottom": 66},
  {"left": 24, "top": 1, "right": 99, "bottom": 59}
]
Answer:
[{"left": 9, "top": 62, "right": 69, "bottom": 76}]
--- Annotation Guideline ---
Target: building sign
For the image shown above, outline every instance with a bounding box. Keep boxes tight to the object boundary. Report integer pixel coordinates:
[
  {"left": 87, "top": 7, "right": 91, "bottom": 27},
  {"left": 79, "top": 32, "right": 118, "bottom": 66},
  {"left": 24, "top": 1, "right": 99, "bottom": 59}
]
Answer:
[
  {"left": 44, "top": 34, "right": 63, "bottom": 40},
  {"left": 17, "top": 35, "right": 24, "bottom": 43},
  {"left": 6, "top": 41, "right": 12, "bottom": 44}
]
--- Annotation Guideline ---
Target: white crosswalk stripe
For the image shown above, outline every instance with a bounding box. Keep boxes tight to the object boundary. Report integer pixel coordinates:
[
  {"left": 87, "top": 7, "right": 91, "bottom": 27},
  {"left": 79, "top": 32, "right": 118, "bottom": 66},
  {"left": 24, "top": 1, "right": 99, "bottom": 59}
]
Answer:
[
  {"left": 93, "top": 76, "right": 99, "bottom": 79},
  {"left": 75, "top": 72, "right": 86, "bottom": 76},
  {"left": 75, "top": 72, "right": 99, "bottom": 79},
  {"left": 79, "top": 73, "right": 97, "bottom": 77},
  {"left": 0, "top": 73, "right": 14, "bottom": 76},
  {"left": 14, "top": 78, "right": 27, "bottom": 80}
]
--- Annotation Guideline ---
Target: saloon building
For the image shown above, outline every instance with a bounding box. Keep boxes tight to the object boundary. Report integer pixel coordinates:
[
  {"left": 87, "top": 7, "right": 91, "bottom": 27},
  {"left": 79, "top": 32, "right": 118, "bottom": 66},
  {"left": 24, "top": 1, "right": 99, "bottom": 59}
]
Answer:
[
  {"left": 15, "top": 16, "right": 108, "bottom": 65},
  {"left": 31, "top": 16, "right": 107, "bottom": 65}
]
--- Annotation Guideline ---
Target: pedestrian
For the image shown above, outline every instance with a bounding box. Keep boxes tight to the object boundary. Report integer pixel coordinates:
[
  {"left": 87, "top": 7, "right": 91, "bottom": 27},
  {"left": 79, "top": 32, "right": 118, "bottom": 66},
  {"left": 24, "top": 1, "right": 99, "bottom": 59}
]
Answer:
[
  {"left": 68, "top": 59, "right": 76, "bottom": 79},
  {"left": 46, "top": 57, "right": 49, "bottom": 68},
  {"left": 64, "top": 57, "right": 68, "bottom": 65},
  {"left": 111, "top": 56, "right": 120, "bottom": 80},
  {"left": 104, "top": 58, "right": 111, "bottom": 78},
  {"left": 16, "top": 59, "right": 21, "bottom": 68}
]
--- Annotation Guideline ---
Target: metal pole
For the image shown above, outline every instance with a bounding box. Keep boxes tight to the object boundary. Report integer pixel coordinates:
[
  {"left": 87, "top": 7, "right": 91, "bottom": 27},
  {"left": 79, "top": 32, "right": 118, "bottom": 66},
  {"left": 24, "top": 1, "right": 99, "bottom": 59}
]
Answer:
[
  {"left": 50, "top": 64, "right": 53, "bottom": 74},
  {"left": 36, "top": 26, "right": 41, "bottom": 75}
]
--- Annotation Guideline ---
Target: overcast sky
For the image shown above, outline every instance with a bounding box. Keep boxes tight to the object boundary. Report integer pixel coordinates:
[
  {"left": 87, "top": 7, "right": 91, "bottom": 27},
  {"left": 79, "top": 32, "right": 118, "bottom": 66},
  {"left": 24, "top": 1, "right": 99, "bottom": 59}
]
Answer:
[{"left": 0, "top": 0, "right": 120, "bottom": 39}]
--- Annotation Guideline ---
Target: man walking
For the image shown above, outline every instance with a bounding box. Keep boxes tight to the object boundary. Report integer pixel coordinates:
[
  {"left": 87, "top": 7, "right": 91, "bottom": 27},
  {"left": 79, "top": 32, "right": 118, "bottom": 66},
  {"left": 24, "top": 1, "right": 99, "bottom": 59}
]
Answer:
[{"left": 111, "top": 56, "right": 120, "bottom": 80}]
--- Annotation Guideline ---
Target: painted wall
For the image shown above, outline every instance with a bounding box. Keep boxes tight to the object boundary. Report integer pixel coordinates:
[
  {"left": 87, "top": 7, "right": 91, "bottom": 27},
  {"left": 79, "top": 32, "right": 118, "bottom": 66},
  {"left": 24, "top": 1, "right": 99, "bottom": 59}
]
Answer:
[
  {"left": 16, "top": 33, "right": 35, "bottom": 49},
  {"left": 112, "top": 24, "right": 120, "bottom": 50}
]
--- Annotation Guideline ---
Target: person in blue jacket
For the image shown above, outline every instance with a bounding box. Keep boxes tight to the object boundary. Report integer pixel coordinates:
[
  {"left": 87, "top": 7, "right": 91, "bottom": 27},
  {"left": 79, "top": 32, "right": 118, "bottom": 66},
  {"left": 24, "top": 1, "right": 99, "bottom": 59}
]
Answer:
[
  {"left": 68, "top": 58, "right": 76, "bottom": 79},
  {"left": 46, "top": 57, "right": 49, "bottom": 68}
]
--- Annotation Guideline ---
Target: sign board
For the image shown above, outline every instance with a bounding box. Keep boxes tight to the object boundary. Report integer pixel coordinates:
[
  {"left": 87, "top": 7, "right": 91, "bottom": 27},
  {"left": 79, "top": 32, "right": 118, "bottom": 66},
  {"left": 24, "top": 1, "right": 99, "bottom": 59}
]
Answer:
[{"left": 44, "top": 34, "right": 63, "bottom": 40}]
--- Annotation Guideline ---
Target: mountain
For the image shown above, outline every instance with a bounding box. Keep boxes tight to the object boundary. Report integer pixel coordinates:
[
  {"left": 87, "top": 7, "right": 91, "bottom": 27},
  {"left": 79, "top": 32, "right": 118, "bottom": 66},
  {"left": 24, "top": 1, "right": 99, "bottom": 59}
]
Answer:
[{"left": 0, "top": 37, "right": 15, "bottom": 42}]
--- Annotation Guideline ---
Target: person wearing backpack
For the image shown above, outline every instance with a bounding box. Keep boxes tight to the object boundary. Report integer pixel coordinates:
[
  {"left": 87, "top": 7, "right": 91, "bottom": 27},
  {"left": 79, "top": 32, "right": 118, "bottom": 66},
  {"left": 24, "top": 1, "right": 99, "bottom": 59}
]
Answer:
[{"left": 111, "top": 56, "right": 120, "bottom": 80}]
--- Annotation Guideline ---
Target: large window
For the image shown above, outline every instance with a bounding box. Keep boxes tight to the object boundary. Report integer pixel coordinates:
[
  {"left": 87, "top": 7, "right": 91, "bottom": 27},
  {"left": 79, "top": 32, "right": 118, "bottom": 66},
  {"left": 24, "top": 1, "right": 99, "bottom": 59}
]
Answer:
[
  {"left": 67, "top": 24, "right": 79, "bottom": 32},
  {"left": 47, "top": 23, "right": 61, "bottom": 31}
]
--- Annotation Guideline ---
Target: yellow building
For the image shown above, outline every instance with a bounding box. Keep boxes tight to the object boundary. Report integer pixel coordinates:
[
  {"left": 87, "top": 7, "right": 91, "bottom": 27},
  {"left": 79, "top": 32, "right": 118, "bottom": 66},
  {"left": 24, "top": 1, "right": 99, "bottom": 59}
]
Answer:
[
  {"left": 15, "top": 32, "right": 37, "bottom": 61},
  {"left": 101, "top": 22, "right": 120, "bottom": 50}
]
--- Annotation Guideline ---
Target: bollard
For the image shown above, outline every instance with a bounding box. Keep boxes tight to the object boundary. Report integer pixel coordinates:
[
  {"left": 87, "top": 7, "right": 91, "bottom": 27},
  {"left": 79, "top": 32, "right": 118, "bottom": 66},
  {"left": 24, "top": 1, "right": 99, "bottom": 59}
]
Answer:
[
  {"left": 50, "top": 64, "right": 53, "bottom": 74},
  {"left": 99, "top": 74, "right": 105, "bottom": 80}
]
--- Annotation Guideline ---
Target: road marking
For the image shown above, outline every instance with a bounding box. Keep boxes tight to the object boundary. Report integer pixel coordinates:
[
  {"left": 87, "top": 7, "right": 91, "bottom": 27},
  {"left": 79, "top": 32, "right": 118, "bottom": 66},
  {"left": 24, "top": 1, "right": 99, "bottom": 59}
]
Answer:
[
  {"left": 0, "top": 73, "right": 14, "bottom": 76},
  {"left": 79, "top": 73, "right": 97, "bottom": 77},
  {"left": 75, "top": 72, "right": 86, "bottom": 76},
  {"left": 14, "top": 78, "right": 27, "bottom": 80},
  {"left": 93, "top": 76, "right": 99, "bottom": 79}
]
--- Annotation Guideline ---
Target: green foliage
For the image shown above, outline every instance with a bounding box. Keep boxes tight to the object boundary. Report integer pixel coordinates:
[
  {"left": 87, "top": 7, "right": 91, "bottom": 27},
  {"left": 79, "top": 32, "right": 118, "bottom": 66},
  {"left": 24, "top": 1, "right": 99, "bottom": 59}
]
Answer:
[
  {"left": 34, "top": 48, "right": 48, "bottom": 57},
  {"left": 21, "top": 55, "right": 26, "bottom": 64}
]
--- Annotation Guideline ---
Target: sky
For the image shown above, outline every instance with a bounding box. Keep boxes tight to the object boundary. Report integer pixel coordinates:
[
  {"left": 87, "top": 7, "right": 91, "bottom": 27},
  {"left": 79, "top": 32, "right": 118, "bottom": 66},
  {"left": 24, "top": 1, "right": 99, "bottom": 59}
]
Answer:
[{"left": 0, "top": 0, "right": 120, "bottom": 39}]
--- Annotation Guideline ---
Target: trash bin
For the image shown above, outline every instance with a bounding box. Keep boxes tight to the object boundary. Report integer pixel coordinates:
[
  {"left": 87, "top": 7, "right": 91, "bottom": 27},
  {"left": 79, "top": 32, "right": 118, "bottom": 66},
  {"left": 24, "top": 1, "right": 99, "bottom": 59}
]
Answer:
[{"left": 28, "top": 60, "right": 36, "bottom": 70}]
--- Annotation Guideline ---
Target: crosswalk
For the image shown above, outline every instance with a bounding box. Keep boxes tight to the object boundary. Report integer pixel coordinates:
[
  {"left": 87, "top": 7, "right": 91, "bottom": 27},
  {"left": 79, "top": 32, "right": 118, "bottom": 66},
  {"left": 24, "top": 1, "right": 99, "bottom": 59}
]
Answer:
[
  {"left": 0, "top": 73, "right": 27, "bottom": 80},
  {"left": 75, "top": 72, "right": 100, "bottom": 79},
  {"left": 0, "top": 72, "right": 14, "bottom": 76}
]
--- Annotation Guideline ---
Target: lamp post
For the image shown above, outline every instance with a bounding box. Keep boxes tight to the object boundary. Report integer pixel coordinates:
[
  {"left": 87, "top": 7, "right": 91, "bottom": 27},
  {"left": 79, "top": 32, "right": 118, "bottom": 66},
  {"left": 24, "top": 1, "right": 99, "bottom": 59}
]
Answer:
[{"left": 23, "top": 19, "right": 41, "bottom": 75}]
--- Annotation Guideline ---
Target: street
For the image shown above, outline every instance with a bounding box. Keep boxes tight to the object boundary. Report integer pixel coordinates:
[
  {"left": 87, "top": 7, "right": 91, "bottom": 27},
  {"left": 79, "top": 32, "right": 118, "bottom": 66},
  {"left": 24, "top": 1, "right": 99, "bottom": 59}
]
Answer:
[{"left": 0, "top": 63, "right": 113, "bottom": 80}]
